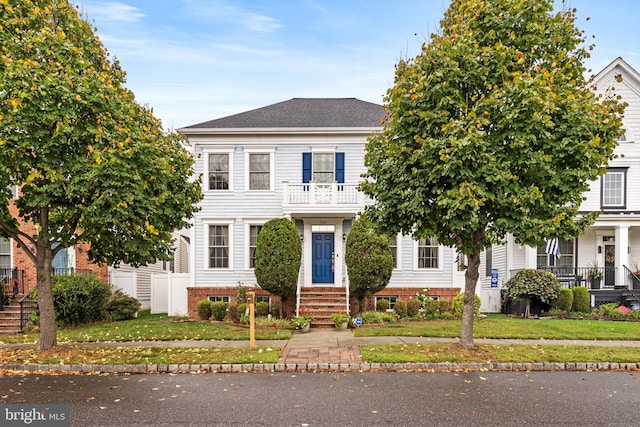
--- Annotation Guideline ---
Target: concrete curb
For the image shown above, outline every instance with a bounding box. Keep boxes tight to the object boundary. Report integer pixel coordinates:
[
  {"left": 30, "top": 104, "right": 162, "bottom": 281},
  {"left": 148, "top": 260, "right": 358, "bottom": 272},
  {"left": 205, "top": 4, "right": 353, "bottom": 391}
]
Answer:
[{"left": 1, "top": 361, "right": 639, "bottom": 374}]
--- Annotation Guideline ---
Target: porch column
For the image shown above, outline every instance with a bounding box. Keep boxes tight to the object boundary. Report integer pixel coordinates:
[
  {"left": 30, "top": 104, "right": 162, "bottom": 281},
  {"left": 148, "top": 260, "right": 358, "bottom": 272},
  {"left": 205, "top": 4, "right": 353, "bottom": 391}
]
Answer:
[
  {"left": 524, "top": 245, "right": 537, "bottom": 270},
  {"left": 615, "top": 225, "right": 629, "bottom": 287}
]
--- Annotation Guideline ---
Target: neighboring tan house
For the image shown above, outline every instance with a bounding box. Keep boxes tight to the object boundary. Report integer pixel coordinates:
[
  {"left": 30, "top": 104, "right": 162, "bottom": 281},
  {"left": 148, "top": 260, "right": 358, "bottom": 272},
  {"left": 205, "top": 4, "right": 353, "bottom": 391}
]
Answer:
[
  {"left": 478, "top": 57, "right": 640, "bottom": 312},
  {"left": 179, "top": 98, "right": 463, "bottom": 324}
]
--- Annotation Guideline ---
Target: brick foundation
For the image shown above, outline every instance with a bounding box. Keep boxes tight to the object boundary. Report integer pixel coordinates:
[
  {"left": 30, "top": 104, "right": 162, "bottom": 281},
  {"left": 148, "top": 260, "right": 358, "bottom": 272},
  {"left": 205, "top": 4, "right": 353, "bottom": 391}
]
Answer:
[{"left": 187, "top": 286, "right": 461, "bottom": 319}]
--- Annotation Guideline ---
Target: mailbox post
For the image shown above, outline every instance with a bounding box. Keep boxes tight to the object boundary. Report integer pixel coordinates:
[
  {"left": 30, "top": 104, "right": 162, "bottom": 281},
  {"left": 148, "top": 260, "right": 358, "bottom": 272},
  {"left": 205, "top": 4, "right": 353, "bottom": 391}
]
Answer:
[{"left": 247, "top": 291, "right": 255, "bottom": 349}]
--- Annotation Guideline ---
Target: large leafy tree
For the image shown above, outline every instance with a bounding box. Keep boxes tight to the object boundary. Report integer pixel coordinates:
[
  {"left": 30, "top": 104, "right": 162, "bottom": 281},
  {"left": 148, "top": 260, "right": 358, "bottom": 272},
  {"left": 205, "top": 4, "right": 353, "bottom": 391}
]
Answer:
[
  {"left": 362, "top": 0, "right": 624, "bottom": 347},
  {"left": 345, "top": 215, "right": 393, "bottom": 313},
  {"left": 254, "top": 218, "right": 302, "bottom": 318},
  {"left": 0, "top": 1, "right": 202, "bottom": 349}
]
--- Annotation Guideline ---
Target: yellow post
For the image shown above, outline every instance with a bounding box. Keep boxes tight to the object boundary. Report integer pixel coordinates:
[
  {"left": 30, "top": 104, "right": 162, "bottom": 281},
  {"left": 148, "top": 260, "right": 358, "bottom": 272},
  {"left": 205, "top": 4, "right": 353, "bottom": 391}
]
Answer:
[{"left": 247, "top": 291, "right": 255, "bottom": 349}]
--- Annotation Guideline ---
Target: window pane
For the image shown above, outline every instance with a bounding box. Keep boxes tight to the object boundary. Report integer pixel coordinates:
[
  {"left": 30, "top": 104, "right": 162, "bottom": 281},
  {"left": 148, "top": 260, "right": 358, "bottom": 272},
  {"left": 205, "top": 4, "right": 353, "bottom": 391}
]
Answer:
[
  {"left": 0, "top": 237, "right": 10, "bottom": 269},
  {"left": 209, "top": 154, "right": 229, "bottom": 190},
  {"left": 485, "top": 247, "right": 492, "bottom": 276},
  {"left": 249, "top": 154, "right": 270, "bottom": 190},
  {"left": 389, "top": 236, "right": 398, "bottom": 269},
  {"left": 249, "top": 225, "right": 262, "bottom": 268},
  {"left": 603, "top": 172, "right": 623, "bottom": 206},
  {"left": 313, "top": 153, "right": 334, "bottom": 183},
  {"left": 418, "top": 237, "right": 438, "bottom": 269},
  {"left": 209, "top": 225, "right": 229, "bottom": 268}
]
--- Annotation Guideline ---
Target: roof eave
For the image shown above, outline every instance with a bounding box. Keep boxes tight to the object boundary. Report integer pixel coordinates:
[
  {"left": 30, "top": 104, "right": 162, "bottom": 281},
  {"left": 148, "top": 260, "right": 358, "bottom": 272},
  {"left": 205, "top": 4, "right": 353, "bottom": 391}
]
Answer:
[{"left": 178, "top": 126, "right": 383, "bottom": 136}]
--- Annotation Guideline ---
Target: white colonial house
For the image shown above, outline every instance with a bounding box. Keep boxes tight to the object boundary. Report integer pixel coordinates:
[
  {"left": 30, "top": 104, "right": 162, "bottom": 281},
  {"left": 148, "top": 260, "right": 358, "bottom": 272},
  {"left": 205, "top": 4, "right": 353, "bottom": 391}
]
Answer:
[
  {"left": 178, "top": 58, "right": 640, "bottom": 322},
  {"left": 179, "top": 98, "right": 463, "bottom": 324},
  {"left": 478, "top": 57, "right": 640, "bottom": 312}
]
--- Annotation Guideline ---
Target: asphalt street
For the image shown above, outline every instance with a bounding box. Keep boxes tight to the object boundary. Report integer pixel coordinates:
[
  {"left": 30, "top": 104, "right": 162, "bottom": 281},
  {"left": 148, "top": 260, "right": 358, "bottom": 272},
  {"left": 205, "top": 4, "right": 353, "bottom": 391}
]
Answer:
[{"left": 1, "top": 371, "right": 639, "bottom": 426}]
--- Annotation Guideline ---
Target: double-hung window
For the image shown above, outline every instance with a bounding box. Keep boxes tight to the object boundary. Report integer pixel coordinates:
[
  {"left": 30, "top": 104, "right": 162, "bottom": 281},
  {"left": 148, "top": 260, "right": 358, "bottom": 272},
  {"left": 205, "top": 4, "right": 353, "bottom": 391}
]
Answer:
[
  {"left": 0, "top": 238, "right": 11, "bottom": 270},
  {"left": 536, "top": 238, "right": 575, "bottom": 268},
  {"left": 206, "top": 150, "right": 233, "bottom": 191},
  {"left": 302, "top": 152, "right": 345, "bottom": 184},
  {"left": 208, "top": 223, "right": 232, "bottom": 269},
  {"left": 601, "top": 168, "right": 627, "bottom": 209},
  {"left": 389, "top": 235, "right": 401, "bottom": 269},
  {"left": 416, "top": 237, "right": 439, "bottom": 269},
  {"left": 247, "top": 224, "right": 263, "bottom": 269},
  {"left": 245, "top": 149, "right": 274, "bottom": 191}
]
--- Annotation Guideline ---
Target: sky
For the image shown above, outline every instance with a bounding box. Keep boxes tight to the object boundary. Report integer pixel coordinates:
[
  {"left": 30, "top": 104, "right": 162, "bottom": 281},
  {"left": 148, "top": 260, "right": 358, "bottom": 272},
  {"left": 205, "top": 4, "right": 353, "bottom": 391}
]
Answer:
[{"left": 74, "top": 0, "right": 640, "bottom": 130}]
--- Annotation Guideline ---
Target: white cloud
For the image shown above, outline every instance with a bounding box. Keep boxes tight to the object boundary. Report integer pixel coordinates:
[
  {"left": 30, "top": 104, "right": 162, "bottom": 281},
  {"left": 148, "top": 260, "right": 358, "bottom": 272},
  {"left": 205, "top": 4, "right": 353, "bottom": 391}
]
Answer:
[
  {"left": 181, "top": 0, "right": 282, "bottom": 33},
  {"left": 81, "top": 1, "right": 146, "bottom": 23}
]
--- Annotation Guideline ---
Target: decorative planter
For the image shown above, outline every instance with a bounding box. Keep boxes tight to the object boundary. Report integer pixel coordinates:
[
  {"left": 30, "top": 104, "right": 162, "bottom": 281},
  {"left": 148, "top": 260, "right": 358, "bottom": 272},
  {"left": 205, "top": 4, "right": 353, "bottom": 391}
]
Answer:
[
  {"left": 336, "top": 320, "right": 349, "bottom": 330},
  {"left": 300, "top": 322, "right": 310, "bottom": 333},
  {"left": 591, "top": 277, "right": 601, "bottom": 289}
]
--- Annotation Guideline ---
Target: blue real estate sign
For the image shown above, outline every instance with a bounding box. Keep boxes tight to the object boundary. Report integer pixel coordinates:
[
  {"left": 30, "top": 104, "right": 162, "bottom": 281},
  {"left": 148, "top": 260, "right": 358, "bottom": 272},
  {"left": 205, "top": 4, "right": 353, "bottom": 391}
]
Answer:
[{"left": 491, "top": 268, "right": 498, "bottom": 288}]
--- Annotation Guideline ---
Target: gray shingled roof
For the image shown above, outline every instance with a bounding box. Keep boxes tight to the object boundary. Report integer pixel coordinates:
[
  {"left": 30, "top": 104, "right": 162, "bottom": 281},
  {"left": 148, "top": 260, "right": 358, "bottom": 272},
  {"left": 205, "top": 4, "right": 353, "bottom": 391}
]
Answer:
[{"left": 183, "top": 98, "right": 385, "bottom": 129}]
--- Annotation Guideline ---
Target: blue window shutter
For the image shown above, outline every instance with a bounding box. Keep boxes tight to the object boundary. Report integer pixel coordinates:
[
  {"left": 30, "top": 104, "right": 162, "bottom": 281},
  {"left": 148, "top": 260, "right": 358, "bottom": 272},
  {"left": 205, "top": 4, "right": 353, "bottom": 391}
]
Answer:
[
  {"left": 302, "top": 152, "right": 312, "bottom": 183},
  {"left": 335, "top": 152, "right": 345, "bottom": 183}
]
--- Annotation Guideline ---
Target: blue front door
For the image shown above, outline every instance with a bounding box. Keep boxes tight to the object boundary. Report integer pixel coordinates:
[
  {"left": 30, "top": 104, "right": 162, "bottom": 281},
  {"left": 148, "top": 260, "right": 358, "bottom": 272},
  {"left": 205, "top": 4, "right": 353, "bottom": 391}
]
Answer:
[{"left": 312, "top": 233, "right": 334, "bottom": 284}]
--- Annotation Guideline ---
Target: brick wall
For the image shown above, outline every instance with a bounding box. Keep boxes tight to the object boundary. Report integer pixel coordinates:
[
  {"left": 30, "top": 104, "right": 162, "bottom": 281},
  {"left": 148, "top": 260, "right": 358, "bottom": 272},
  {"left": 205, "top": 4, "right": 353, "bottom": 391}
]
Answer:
[
  {"left": 8, "top": 200, "right": 108, "bottom": 292},
  {"left": 187, "top": 287, "right": 275, "bottom": 319},
  {"left": 187, "top": 286, "right": 461, "bottom": 319}
]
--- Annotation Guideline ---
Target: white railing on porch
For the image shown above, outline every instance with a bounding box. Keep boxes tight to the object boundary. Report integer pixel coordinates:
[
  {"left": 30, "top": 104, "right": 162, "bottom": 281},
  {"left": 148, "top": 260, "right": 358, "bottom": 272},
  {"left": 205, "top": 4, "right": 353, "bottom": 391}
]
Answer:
[{"left": 283, "top": 182, "right": 364, "bottom": 206}]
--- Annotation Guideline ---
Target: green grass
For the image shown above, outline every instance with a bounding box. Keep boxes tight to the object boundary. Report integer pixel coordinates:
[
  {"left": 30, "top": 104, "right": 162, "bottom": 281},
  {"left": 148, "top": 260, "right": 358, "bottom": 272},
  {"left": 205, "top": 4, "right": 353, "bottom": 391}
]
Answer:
[
  {"left": 0, "top": 311, "right": 292, "bottom": 344},
  {"left": 353, "top": 314, "right": 640, "bottom": 340},
  {"left": 360, "top": 343, "right": 640, "bottom": 364}
]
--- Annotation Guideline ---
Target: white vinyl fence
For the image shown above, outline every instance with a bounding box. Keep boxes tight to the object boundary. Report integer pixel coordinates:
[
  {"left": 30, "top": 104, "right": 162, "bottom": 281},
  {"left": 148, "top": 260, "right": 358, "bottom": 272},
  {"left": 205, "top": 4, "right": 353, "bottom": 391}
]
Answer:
[{"left": 151, "top": 273, "right": 189, "bottom": 316}]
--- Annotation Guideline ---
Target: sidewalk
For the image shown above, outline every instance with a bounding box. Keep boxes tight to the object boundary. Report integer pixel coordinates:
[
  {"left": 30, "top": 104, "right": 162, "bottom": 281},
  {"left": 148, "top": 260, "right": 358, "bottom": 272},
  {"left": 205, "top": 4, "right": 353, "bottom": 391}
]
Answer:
[{"left": 3, "top": 329, "right": 640, "bottom": 373}]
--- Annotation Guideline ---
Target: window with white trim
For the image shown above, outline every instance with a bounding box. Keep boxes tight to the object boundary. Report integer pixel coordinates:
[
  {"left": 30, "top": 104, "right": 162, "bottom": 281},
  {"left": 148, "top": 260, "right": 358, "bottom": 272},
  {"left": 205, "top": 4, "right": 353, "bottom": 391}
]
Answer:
[
  {"left": 208, "top": 224, "right": 230, "bottom": 268},
  {"left": 0, "top": 238, "right": 11, "bottom": 269},
  {"left": 536, "top": 238, "right": 575, "bottom": 268},
  {"left": 485, "top": 247, "right": 492, "bottom": 277},
  {"left": 245, "top": 149, "right": 274, "bottom": 191},
  {"left": 313, "top": 153, "right": 334, "bottom": 183},
  {"left": 206, "top": 151, "right": 233, "bottom": 191},
  {"left": 376, "top": 295, "right": 397, "bottom": 310},
  {"left": 417, "top": 237, "right": 439, "bottom": 269},
  {"left": 601, "top": 168, "right": 627, "bottom": 208},
  {"left": 389, "top": 235, "right": 401, "bottom": 269},
  {"left": 248, "top": 224, "right": 263, "bottom": 269}
]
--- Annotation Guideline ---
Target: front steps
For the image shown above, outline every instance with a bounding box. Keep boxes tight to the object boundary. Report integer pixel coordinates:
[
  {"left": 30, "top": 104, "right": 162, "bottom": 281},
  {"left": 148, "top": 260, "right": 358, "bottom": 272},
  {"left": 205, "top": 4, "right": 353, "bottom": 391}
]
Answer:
[
  {"left": 0, "top": 300, "right": 24, "bottom": 334},
  {"left": 299, "top": 287, "right": 348, "bottom": 328}
]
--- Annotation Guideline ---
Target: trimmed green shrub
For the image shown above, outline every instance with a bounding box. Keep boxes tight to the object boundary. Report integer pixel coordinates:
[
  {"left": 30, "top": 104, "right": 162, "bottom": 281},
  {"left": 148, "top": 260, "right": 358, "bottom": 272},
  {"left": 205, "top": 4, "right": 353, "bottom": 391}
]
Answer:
[
  {"left": 237, "top": 303, "right": 247, "bottom": 318},
  {"left": 105, "top": 289, "right": 141, "bottom": 321},
  {"left": 226, "top": 303, "right": 239, "bottom": 323},
  {"left": 452, "top": 293, "right": 481, "bottom": 318},
  {"left": 211, "top": 301, "right": 228, "bottom": 321},
  {"left": 359, "top": 310, "right": 399, "bottom": 324},
  {"left": 394, "top": 300, "right": 407, "bottom": 318},
  {"left": 376, "top": 298, "right": 389, "bottom": 312},
  {"left": 551, "top": 288, "right": 573, "bottom": 312},
  {"left": 197, "top": 300, "right": 213, "bottom": 320},
  {"left": 254, "top": 218, "right": 302, "bottom": 318},
  {"left": 50, "top": 274, "right": 111, "bottom": 326},
  {"left": 345, "top": 215, "right": 394, "bottom": 314},
  {"left": 406, "top": 298, "right": 422, "bottom": 317},
  {"left": 571, "top": 286, "right": 591, "bottom": 313},
  {"left": 256, "top": 301, "right": 269, "bottom": 317}
]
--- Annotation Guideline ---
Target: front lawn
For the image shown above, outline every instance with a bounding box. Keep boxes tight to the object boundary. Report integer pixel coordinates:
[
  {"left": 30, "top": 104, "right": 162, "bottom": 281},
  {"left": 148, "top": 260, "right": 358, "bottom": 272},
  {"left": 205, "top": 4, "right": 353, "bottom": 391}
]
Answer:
[
  {"left": 353, "top": 314, "right": 640, "bottom": 340},
  {"left": 0, "top": 345, "right": 281, "bottom": 365},
  {"left": 360, "top": 342, "right": 640, "bottom": 363},
  {"left": 0, "top": 311, "right": 292, "bottom": 344}
]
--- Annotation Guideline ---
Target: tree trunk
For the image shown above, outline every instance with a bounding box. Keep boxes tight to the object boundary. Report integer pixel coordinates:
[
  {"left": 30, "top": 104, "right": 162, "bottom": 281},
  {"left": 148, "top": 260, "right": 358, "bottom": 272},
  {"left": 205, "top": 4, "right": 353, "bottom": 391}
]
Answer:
[
  {"left": 460, "top": 252, "right": 480, "bottom": 348},
  {"left": 36, "top": 241, "right": 57, "bottom": 350}
]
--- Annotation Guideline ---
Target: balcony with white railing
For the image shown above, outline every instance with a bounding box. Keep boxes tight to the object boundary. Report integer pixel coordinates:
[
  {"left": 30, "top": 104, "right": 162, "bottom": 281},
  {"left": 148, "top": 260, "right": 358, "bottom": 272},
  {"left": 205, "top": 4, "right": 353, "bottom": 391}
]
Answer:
[{"left": 282, "top": 181, "right": 366, "bottom": 215}]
